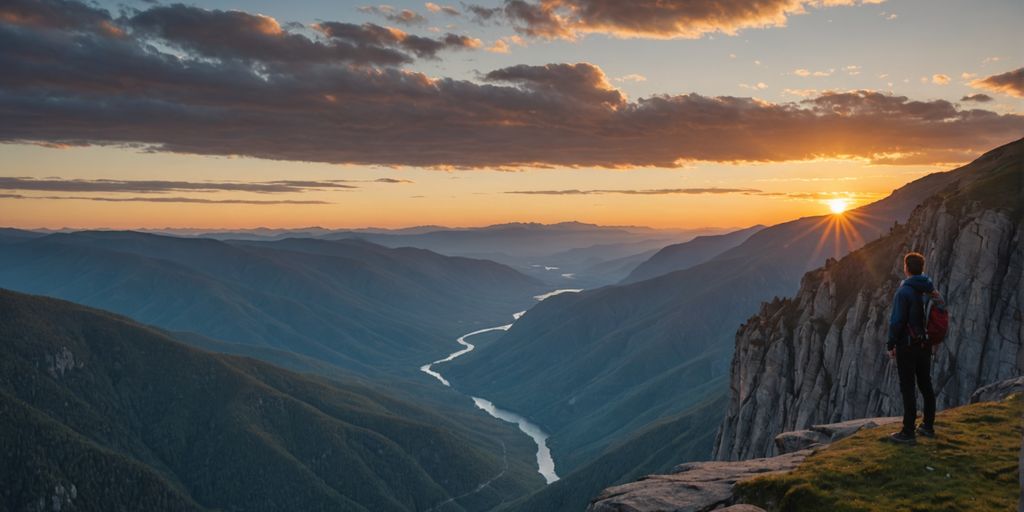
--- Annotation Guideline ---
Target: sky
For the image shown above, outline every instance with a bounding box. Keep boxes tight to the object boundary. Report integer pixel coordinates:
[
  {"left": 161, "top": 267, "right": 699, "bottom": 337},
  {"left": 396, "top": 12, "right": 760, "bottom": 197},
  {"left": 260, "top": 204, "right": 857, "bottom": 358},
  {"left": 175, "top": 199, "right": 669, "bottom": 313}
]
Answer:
[{"left": 1, "top": 0, "right": 1022, "bottom": 230}]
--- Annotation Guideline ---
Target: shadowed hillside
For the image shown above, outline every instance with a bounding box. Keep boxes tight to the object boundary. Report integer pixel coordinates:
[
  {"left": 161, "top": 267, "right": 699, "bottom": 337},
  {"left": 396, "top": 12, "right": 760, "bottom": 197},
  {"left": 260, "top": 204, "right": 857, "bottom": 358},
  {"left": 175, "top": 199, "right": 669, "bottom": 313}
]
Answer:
[
  {"left": 0, "top": 289, "right": 544, "bottom": 511},
  {"left": 621, "top": 225, "right": 764, "bottom": 284}
]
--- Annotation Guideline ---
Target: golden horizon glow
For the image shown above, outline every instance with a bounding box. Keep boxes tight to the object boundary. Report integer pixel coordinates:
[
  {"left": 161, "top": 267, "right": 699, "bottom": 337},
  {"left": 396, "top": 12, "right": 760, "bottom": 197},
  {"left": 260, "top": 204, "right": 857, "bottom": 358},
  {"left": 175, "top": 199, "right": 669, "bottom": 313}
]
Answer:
[
  {"left": 0, "top": 144, "right": 939, "bottom": 231},
  {"left": 826, "top": 198, "right": 850, "bottom": 214}
]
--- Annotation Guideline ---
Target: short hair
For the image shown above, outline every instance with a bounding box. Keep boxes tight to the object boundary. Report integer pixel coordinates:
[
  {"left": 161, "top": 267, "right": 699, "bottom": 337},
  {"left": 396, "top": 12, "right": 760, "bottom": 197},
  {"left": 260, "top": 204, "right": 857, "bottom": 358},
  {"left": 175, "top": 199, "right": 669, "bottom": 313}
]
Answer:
[{"left": 904, "top": 252, "right": 925, "bottom": 275}]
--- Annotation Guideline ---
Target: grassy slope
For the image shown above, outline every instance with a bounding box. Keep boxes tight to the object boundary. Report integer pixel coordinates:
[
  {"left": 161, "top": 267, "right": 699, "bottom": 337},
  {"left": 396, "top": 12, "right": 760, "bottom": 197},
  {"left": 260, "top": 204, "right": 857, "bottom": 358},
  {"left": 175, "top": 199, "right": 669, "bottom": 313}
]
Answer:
[{"left": 736, "top": 395, "right": 1022, "bottom": 512}]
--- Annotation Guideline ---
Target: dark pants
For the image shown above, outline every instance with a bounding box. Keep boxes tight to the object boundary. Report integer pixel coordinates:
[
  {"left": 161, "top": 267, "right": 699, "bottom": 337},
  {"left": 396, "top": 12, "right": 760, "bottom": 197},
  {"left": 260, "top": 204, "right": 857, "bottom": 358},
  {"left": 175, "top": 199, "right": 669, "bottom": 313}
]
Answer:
[{"left": 896, "top": 344, "right": 936, "bottom": 433}]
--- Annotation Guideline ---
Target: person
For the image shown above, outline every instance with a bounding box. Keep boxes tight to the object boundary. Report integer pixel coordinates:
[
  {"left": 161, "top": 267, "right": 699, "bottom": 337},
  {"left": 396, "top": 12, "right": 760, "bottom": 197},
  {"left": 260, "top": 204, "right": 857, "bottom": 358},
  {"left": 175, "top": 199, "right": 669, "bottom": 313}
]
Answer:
[{"left": 886, "top": 252, "right": 940, "bottom": 445}]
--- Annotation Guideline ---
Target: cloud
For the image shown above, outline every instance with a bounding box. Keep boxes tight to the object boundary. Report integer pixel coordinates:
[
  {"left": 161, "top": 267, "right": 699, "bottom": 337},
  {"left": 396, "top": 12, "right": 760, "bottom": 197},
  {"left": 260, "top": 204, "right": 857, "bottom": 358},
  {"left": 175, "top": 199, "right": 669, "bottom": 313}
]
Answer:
[
  {"left": 960, "top": 93, "right": 993, "bottom": 103},
  {"left": 615, "top": 74, "right": 647, "bottom": 83},
  {"left": 794, "top": 68, "right": 833, "bottom": 77},
  {"left": 2, "top": 1, "right": 1022, "bottom": 169},
  {"left": 316, "top": 22, "right": 481, "bottom": 59},
  {"left": 0, "top": 0, "right": 120, "bottom": 35},
  {"left": 931, "top": 73, "right": 950, "bottom": 85},
  {"left": 0, "top": 177, "right": 358, "bottom": 193},
  {"left": 487, "top": 39, "right": 511, "bottom": 53},
  {"left": 0, "top": 193, "right": 332, "bottom": 204},
  {"left": 486, "top": 34, "right": 527, "bottom": 52},
  {"left": 373, "top": 178, "right": 414, "bottom": 183},
  {"left": 483, "top": 62, "right": 626, "bottom": 106},
  {"left": 470, "top": 0, "right": 887, "bottom": 40},
  {"left": 360, "top": 5, "right": 428, "bottom": 26},
  {"left": 425, "top": 3, "right": 461, "bottom": 16},
  {"left": 970, "top": 67, "right": 1024, "bottom": 98},
  {"left": 130, "top": 4, "right": 415, "bottom": 66},
  {"left": 465, "top": 4, "right": 503, "bottom": 22},
  {"left": 505, "top": 187, "right": 762, "bottom": 195}
]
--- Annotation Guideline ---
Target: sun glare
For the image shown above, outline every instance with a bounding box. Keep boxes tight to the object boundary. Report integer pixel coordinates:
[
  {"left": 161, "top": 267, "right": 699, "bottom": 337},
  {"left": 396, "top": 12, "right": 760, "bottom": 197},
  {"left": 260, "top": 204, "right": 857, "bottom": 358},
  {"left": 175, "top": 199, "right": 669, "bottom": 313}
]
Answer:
[{"left": 826, "top": 198, "right": 849, "bottom": 214}]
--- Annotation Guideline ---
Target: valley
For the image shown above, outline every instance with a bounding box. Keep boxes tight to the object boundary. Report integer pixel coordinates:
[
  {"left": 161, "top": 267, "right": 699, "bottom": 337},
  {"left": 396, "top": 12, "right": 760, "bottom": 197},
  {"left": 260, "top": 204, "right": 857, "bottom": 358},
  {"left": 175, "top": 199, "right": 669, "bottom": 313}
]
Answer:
[{"left": 2, "top": 0, "right": 1022, "bottom": 509}]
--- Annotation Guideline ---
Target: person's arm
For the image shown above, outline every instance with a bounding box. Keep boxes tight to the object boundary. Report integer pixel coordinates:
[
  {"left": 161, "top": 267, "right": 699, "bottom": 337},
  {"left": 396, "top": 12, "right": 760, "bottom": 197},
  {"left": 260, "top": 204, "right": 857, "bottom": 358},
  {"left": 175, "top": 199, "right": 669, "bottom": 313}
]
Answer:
[{"left": 887, "top": 289, "right": 906, "bottom": 353}]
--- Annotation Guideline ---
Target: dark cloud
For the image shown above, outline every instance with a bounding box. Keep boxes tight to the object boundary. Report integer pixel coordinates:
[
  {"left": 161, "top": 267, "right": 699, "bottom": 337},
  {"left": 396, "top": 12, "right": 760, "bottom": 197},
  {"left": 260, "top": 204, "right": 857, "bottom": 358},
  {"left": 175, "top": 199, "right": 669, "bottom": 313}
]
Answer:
[
  {"left": 0, "top": 0, "right": 120, "bottom": 35},
  {"left": 468, "top": 0, "right": 882, "bottom": 39},
  {"left": 970, "top": 67, "right": 1024, "bottom": 98},
  {"left": 130, "top": 4, "right": 411, "bottom": 66},
  {"left": 464, "top": 4, "right": 503, "bottom": 22},
  {"left": 0, "top": 177, "right": 356, "bottom": 194},
  {"left": 360, "top": 5, "right": 428, "bottom": 26},
  {"left": 373, "top": 178, "right": 414, "bottom": 183},
  {"left": 506, "top": 187, "right": 762, "bottom": 195},
  {"left": 484, "top": 63, "right": 624, "bottom": 105},
  {"left": 960, "top": 93, "right": 994, "bottom": 103},
  {"left": 2, "top": 2, "right": 1022, "bottom": 169},
  {"left": 0, "top": 193, "right": 332, "bottom": 204},
  {"left": 317, "top": 22, "right": 481, "bottom": 59}
]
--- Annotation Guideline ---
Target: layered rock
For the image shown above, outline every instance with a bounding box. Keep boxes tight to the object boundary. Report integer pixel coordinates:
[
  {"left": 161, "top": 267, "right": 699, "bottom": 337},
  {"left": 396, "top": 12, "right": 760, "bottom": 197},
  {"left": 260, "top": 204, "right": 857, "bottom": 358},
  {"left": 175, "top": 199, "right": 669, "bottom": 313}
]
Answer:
[{"left": 713, "top": 139, "right": 1024, "bottom": 461}]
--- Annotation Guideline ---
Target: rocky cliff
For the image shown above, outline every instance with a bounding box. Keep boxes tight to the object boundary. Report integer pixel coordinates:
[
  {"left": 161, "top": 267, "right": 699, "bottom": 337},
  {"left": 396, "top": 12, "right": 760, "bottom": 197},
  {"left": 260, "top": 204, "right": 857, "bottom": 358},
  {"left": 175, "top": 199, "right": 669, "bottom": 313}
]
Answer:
[
  {"left": 589, "top": 377, "right": 1023, "bottom": 512},
  {"left": 713, "top": 138, "right": 1023, "bottom": 461}
]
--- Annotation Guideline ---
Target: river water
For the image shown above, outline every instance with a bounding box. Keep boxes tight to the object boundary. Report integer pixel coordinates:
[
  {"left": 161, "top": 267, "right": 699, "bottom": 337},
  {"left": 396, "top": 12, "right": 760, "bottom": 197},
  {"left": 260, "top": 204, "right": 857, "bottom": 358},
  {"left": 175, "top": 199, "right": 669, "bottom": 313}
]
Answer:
[{"left": 419, "top": 288, "right": 582, "bottom": 484}]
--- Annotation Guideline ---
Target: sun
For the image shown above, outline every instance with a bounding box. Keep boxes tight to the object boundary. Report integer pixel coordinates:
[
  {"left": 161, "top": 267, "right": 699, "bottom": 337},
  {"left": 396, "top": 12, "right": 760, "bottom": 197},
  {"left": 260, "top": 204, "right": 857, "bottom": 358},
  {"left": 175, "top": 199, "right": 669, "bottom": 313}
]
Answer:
[{"left": 826, "top": 198, "right": 850, "bottom": 214}]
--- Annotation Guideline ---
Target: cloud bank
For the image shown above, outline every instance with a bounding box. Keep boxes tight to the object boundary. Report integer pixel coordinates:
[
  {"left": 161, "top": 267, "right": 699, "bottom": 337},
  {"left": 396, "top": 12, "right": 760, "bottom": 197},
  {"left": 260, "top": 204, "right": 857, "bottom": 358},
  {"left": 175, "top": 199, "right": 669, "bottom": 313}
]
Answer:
[
  {"left": 474, "top": 0, "right": 886, "bottom": 40},
  {"left": 0, "top": 193, "right": 332, "bottom": 204},
  {"left": 1, "top": 0, "right": 1021, "bottom": 169},
  {"left": 0, "top": 177, "right": 359, "bottom": 194}
]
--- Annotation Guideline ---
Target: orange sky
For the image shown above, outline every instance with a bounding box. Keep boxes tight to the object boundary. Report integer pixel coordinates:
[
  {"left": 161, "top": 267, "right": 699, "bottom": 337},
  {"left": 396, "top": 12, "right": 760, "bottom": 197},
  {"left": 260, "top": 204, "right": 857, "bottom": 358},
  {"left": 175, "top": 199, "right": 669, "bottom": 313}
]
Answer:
[{"left": 1, "top": 144, "right": 937, "bottom": 230}]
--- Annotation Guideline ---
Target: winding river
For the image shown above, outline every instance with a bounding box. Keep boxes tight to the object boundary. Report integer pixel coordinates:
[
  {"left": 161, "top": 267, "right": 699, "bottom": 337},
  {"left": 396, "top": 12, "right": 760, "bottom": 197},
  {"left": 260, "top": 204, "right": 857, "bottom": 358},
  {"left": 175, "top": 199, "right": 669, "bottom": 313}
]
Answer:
[{"left": 420, "top": 288, "right": 582, "bottom": 485}]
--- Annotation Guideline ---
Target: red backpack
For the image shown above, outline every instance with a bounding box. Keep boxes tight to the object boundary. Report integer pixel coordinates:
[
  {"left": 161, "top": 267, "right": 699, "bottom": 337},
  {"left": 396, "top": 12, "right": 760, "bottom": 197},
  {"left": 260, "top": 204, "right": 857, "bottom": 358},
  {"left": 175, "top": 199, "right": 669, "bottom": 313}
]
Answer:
[{"left": 923, "top": 294, "right": 950, "bottom": 346}]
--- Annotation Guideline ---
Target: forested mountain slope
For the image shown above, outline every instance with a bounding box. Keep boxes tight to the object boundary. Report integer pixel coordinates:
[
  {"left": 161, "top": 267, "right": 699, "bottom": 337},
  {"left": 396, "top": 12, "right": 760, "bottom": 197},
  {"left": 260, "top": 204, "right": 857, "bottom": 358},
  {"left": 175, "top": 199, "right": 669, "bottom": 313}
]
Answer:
[{"left": 0, "top": 289, "right": 544, "bottom": 511}]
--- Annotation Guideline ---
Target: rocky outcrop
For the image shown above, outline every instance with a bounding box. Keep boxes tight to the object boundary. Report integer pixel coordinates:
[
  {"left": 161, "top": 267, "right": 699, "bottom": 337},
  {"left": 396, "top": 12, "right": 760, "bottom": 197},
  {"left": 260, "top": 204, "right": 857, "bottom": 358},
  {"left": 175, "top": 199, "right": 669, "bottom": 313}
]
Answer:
[
  {"left": 970, "top": 375, "right": 1024, "bottom": 403},
  {"left": 713, "top": 140, "right": 1024, "bottom": 461},
  {"left": 587, "top": 413, "right": 903, "bottom": 511},
  {"left": 773, "top": 416, "right": 899, "bottom": 454},
  {"left": 587, "top": 450, "right": 810, "bottom": 512},
  {"left": 588, "top": 376, "right": 1022, "bottom": 512}
]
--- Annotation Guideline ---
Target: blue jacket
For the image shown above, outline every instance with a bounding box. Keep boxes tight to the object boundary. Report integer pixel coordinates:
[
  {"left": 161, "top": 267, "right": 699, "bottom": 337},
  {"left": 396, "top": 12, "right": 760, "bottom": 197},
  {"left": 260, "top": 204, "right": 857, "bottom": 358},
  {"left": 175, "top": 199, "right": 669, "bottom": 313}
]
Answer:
[{"left": 887, "top": 274, "right": 935, "bottom": 350}]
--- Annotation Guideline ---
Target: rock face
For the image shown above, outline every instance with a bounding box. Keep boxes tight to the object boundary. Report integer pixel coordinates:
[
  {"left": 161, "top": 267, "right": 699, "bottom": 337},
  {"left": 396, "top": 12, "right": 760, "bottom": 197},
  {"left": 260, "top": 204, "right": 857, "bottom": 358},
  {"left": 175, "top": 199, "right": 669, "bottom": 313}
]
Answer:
[{"left": 713, "top": 140, "right": 1024, "bottom": 461}]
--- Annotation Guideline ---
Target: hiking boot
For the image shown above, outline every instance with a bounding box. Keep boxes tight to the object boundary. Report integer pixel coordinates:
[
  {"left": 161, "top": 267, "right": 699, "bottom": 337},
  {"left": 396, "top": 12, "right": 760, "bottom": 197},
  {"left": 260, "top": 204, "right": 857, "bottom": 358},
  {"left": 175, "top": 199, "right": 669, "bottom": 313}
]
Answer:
[
  {"left": 916, "top": 425, "right": 935, "bottom": 438},
  {"left": 887, "top": 431, "right": 916, "bottom": 445}
]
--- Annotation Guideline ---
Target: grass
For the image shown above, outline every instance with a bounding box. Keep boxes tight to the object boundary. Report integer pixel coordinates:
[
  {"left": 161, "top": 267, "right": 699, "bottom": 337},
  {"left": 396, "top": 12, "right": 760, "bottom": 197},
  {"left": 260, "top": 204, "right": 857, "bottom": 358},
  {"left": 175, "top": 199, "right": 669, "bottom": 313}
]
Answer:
[{"left": 735, "top": 394, "right": 1022, "bottom": 512}]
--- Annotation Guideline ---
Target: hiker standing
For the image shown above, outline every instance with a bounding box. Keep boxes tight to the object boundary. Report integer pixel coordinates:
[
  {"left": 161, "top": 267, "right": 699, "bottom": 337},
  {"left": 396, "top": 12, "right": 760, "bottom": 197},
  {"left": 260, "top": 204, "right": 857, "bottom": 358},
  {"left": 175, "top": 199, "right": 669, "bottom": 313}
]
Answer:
[{"left": 886, "top": 252, "right": 941, "bottom": 444}]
